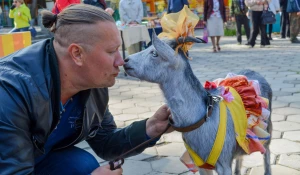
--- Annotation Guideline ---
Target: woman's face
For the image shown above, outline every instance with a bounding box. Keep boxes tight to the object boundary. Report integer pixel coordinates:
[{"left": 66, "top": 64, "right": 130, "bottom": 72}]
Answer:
[{"left": 13, "top": 0, "right": 21, "bottom": 8}]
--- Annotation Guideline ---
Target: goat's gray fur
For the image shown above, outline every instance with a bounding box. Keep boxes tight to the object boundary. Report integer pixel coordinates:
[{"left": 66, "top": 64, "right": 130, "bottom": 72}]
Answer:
[{"left": 123, "top": 32, "right": 272, "bottom": 175}]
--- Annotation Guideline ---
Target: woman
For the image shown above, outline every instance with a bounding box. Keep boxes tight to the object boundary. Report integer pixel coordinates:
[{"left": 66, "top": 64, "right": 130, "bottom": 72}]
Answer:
[
  {"left": 8, "top": 0, "right": 31, "bottom": 33},
  {"left": 267, "top": 0, "right": 280, "bottom": 40},
  {"left": 52, "top": 0, "right": 81, "bottom": 14},
  {"left": 245, "top": 0, "right": 271, "bottom": 47},
  {"left": 203, "top": 0, "right": 226, "bottom": 53}
]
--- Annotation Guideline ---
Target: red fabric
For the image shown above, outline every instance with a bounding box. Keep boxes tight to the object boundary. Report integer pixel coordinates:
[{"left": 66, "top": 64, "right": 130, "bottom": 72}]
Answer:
[
  {"left": 52, "top": 0, "right": 80, "bottom": 14},
  {"left": 219, "top": 75, "right": 263, "bottom": 116},
  {"left": 204, "top": 81, "right": 217, "bottom": 90}
]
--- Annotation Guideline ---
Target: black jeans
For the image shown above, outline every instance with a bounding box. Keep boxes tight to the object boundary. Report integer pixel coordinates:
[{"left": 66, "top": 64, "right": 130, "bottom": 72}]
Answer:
[
  {"left": 235, "top": 14, "right": 250, "bottom": 43},
  {"left": 248, "top": 11, "right": 269, "bottom": 46},
  {"left": 280, "top": 10, "right": 290, "bottom": 38}
]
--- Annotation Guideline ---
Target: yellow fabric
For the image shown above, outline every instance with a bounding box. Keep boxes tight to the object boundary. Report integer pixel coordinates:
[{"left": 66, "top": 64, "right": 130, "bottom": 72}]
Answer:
[
  {"left": 226, "top": 87, "right": 249, "bottom": 154},
  {"left": 184, "top": 99, "right": 227, "bottom": 168},
  {"left": 184, "top": 87, "right": 249, "bottom": 169},
  {"left": 9, "top": 4, "right": 31, "bottom": 29},
  {"left": 206, "top": 101, "right": 227, "bottom": 165},
  {"left": 0, "top": 32, "right": 31, "bottom": 57},
  {"left": 158, "top": 5, "right": 199, "bottom": 58}
]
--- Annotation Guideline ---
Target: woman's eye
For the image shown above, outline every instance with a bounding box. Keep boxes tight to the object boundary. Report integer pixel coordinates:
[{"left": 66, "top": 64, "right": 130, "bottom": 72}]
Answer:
[{"left": 152, "top": 51, "right": 158, "bottom": 57}]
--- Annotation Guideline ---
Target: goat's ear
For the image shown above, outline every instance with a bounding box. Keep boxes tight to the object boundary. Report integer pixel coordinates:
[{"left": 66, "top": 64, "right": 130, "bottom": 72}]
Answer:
[{"left": 152, "top": 32, "right": 178, "bottom": 63}]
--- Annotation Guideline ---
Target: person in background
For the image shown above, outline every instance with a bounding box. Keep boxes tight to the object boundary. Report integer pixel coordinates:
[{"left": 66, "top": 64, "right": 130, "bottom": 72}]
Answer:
[
  {"left": 83, "top": 0, "right": 107, "bottom": 10},
  {"left": 231, "top": 0, "right": 251, "bottom": 45},
  {"left": 52, "top": 0, "right": 80, "bottom": 14},
  {"left": 8, "top": 0, "right": 31, "bottom": 33},
  {"left": 105, "top": 7, "right": 114, "bottom": 15},
  {"left": 287, "top": 0, "right": 300, "bottom": 43},
  {"left": 0, "top": 7, "right": 3, "bottom": 29},
  {"left": 245, "top": 0, "right": 271, "bottom": 48},
  {"left": 280, "top": 0, "right": 290, "bottom": 38},
  {"left": 0, "top": 4, "right": 172, "bottom": 174},
  {"left": 110, "top": 0, "right": 120, "bottom": 21},
  {"left": 203, "top": 0, "right": 227, "bottom": 52},
  {"left": 167, "top": 0, "right": 189, "bottom": 13},
  {"left": 119, "top": 0, "right": 143, "bottom": 54},
  {"left": 267, "top": 0, "right": 280, "bottom": 40}
]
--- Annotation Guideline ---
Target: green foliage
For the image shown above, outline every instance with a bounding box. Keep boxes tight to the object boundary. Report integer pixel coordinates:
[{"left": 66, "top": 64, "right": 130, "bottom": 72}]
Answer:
[{"left": 224, "top": 28, "right": 246, "bottom": 36}]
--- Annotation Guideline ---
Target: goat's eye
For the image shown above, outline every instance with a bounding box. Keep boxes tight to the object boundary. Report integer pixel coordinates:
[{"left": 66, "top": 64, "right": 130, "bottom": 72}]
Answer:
[{"left": 152, "top": 51, "right": 158, "bottom": 57}]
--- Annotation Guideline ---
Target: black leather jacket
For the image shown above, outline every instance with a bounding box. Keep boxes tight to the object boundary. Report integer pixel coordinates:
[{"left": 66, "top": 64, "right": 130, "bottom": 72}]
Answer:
[{"left": 0, "top": 39, "right": 150, "bottom": 174}]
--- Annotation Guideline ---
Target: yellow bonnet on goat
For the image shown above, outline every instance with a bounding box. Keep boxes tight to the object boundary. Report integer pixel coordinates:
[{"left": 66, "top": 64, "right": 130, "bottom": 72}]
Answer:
[{"left": 158, "top": 5, "right": 199, "bottom": 59}]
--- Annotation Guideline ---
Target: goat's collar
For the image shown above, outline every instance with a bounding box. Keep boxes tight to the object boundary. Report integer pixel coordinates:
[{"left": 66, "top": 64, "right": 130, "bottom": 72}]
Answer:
[{"left": 168, "top": 92, "right": 222, "bottom": 133}]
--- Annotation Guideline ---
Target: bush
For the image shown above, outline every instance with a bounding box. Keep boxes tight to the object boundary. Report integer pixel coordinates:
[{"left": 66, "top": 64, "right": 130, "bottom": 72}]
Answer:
[{"left": 224, "top": 28, "right": 246, "bottom": 36}]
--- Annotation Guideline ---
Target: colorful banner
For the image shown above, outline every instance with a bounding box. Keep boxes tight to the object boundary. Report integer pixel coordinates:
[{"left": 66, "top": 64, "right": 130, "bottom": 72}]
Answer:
[{"left": 0, "top": 32, "right": 31, "bottom": 58}]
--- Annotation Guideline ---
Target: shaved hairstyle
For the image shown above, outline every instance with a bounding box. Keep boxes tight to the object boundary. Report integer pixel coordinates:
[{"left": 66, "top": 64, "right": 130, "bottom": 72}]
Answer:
[{"left": 41, "top": 4, "right": 115, "bottom": 49}]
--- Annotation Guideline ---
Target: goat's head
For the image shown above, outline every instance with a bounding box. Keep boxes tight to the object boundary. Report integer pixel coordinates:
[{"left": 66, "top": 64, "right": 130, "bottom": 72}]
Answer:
[{"left": 123, "top": 31, "right": 205, "bottom": 83}]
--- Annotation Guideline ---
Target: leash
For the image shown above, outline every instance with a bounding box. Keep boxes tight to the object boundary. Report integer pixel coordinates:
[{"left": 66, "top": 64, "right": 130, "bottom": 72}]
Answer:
[{"left": 109, "top": 124, "right": 171, "bottom": 170}]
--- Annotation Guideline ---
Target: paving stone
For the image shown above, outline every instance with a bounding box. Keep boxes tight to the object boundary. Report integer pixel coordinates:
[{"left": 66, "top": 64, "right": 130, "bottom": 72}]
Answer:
[
  {"left": 122, "top": 98, "right": 148, "bottom": 104},
  {"left": 114, "top": 113, "right": 139, "bottom": 122},
  {"left": 110, "top": 95, "right": 133, "bottom": 100},
  {"left": 290, "top": 102, "right": 300, "bottom": 108},
  {"left": 75, "top": 141, "right": 90, "bottom": 149},
  {"left": 109, "top": 107, "right": 123, "bottom": 115},
  {"left": 111, "top": 88, "right": 131, "bottom": 93},
  {"left": 271, "top": 114, "right": 285, "bottom": 122},
  {"left": 242, "top": 152, "right": 276, "bottom": 167},
  {"left": 273, "top": 121, "right": 300, "bottom": 131},
  {"left": 276, "top": 95, "right": 300, "bottom": 103},
  {"left": 271, "top": 83, "right": 294, "bottom": 89},
  {"left": 278, "top": 154, "right": 300, "bottom": 171},
  {"left": 122, "top": 160, "right": 153, "bottom": 175},
  {"left": 163, "top": 132, "right": 184, "bottom": 143},
  {"left": 283, "top": 131, "right": 300, "bottom": 142},
  {"left": 271, "top": 101, "right": 289, "bottom": 108},
  {"left": 127, "top": 147, "right": 158, "bottom": 161},
  {"left": 123, "top": 106, "right": 150, "bottom": 114},
  {"left": 121, "top": 91, "right": 144, "bottom": 96},
  {"left": 130, "top": 86, "right": 152, "bottom": 92},
  {"left": 273, "top": 91, "right": 293, "bottom": 97},
  {"left": 287, "top": 115, "right": 300, "bottom": 123},
  {"left": 250, "top": 165, "right": 300, "bottom": 175},
  {"left": 146, "top": 96, "right": 166, "bottom": 102},
  {"left": 273, "top": 107, "right": 300, "bottom": 115},
  {"left": 137, "top": 101, "right": 162, "bottom": 107},
  {"left": 270, "top": 139, "right": 300, "bottom": 154},
  {"left": 108, "top": 99, "right": 122, "bottom": 105},
  {"left": 151, "top": 156, "right": 188, "bottom": 174},
  {"left": 115, "top": 120, "right": 125, "bottom": 127},
  {"left": 133, "top": 93, "right": 157, "bottom": 98},
  {"left": 111, "top": 102, "right": 135, "bottom": 109},
  {"left": 280, "top": 87, "right": 300, "bottom": 93},
  {"left": 272, "top": 130, "right": 281, "bottom": 139},
  {"left": 156, "top": 143, "right": 186, "bottom": 157}
]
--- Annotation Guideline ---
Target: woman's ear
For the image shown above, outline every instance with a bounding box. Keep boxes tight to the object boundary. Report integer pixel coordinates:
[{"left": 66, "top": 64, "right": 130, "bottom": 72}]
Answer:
[{"left": 68, "top": 44, "right": 84, "bottom": 66}]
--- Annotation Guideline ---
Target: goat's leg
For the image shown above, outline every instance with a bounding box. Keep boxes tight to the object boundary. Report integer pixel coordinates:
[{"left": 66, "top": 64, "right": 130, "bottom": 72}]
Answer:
[{"left": 234, "top": 156, "right": 243, "bottom": 175}]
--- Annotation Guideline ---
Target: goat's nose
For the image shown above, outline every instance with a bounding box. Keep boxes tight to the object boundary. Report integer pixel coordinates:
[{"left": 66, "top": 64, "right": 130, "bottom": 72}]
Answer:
[{"left": 124, "top": 58, "right": 129, "bottom": 63}]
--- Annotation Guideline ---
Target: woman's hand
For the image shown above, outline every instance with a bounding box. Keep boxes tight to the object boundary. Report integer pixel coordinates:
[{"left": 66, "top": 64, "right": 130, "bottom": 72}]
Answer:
[{"left": 203, "top": 21, "right": 206, "bottom": 25}]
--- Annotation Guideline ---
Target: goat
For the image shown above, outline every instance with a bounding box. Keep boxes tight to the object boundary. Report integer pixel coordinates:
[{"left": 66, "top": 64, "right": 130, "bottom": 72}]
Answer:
[{"left": 123, "top": 32, "right": 272, "bottom": 175}]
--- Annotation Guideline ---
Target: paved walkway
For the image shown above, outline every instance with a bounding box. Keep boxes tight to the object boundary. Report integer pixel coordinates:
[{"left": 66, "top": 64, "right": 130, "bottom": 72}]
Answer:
[{"left": 78, "top": 30, "right": 300, "bottom": 175}]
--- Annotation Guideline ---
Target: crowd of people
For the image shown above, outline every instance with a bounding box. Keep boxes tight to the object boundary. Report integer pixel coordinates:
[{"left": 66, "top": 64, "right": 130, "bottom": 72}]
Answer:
[{"left": 202, "top": 0, "right": 300, "bottom": 52}]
